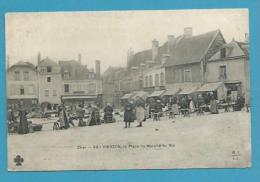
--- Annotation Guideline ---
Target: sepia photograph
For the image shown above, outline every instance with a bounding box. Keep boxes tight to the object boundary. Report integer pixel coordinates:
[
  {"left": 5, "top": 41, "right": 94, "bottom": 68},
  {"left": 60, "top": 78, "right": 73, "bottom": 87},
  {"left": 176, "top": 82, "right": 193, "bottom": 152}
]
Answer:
[{"left": 6, "top": 9, "right": 251, "bottom": 171}]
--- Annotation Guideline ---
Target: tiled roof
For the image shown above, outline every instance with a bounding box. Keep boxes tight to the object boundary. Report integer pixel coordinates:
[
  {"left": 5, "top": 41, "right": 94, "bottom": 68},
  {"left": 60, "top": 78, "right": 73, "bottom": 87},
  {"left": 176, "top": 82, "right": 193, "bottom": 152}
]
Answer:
[
  {"left": 9, "top": 61, "right": 36, "bottom": 70},
  {"left": 128, "top": 29, "right": 221, "bottom": 68},
  {"left": 38, "top": 57, "right": 58, "bottom": 66},
  {"left": 59, "top": 60, "right": 91, "bottom": 80},
  {"left": 165, "top": 30, "right": 220, "bottom": 66},
  {"left": 236, "top": 41, "right": 249, "bottom": 56},
  {"left": 209, "top": 40, "right": 249, "bottom": 61},
  {"left": 128, "top": 41, "right": 169, "bottom": 68}
]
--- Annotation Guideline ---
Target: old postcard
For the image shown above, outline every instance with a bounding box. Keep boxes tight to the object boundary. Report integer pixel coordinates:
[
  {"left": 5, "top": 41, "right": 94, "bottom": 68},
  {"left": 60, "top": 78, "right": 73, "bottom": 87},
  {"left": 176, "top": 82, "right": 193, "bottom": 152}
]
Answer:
[{"left": 6, "top": 9, "right": 251, "bottom": 171}]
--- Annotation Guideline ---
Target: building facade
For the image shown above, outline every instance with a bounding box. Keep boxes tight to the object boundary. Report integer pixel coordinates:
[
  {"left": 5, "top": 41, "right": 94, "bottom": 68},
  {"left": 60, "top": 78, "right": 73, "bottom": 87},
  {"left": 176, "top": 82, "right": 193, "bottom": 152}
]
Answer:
[
  {"left": 164, "top": 28, "right": 226, "bottom": 92},
  {"left": 102, "top": 67, "right": 125, "bottom": 108},
  {"left": 143, "top": 65, "right": 165, "bottom": 93},
  {"left": 37, "top": 58, "right": 62, "bottom": 109},
  {"left": 206, "top": 39, "right": 250, "bottom": 101},
  {"left": 59, "top": 60, "right": 102, "bottom": 107},
  {"left": 6, "top": 62, "right": 38, "bottom": 110},
  {"left": 7, "top": 56, "right": 103, "bottom": 111}
]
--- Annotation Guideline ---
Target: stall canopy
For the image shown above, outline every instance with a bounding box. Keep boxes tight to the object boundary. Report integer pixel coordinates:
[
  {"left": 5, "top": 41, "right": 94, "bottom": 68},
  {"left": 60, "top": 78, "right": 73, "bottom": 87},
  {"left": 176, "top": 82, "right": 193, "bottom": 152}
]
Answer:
[
  {"left": 178, "top": 86, "right": 198, "bottom": 95},
  {"left": 132, "top": 91, "right": 149, "bottom": 100},
  {"left": 61, "top": 95, "right": 97, "bottom": 100},
  {"left": 120, "top": 93, "right": 134, "bottom": 100},
  {"left": 163, "top": 88, "right": 181, "bottom": 96},
  {"left": 196, "top": 82, "right": 227, "bottom": 100},
  {"left": 196, "top": 82, "right": 224, "bottom": 92},
  {"left": 148, "top": 90, "right": 166, "bottom": 97}
]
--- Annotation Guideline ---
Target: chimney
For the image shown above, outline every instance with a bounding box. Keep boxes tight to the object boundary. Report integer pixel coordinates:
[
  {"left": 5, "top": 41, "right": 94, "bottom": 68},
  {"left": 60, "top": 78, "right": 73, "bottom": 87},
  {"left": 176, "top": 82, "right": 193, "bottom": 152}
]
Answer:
[
  {"left": 184, "top": 27, "right": 192, "bottom": 38},
  {"left": 95, "top": 60, "right": 101, "bottom": 79},
  {"left": 78, "top": 53, "right": 82, "bottom": 65},
  {"left": 167, "top": 35, "right": 175, "bottom": 53},
  {"left": 37, "top": 52, "right": 41, "bottom": 65},
  {"left": 152, "top": 39, "right": 159, "bottom": 61},
  {"left": 245, "top": 33, "right": 249, "bottom": 43}
]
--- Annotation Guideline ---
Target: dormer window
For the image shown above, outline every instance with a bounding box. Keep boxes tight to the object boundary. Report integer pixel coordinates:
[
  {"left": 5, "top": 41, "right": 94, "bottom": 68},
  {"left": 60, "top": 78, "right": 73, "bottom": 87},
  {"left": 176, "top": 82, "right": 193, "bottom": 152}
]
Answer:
[
  {"left": 220, "top": 48, "right": 226, "bottom": 58},
  {"left": 64, "top": 70, "right": 69, "bottom": 80}
]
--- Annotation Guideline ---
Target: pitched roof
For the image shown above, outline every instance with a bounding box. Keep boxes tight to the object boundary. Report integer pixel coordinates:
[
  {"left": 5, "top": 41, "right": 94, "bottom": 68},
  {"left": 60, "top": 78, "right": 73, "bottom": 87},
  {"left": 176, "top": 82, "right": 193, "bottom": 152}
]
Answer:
[
  {"left": 237, "top": 41, "right": 249, "bottom": 56},
  {"left": 127, "top": 41, "right": 169, "bottom": 68},
  {"left": 38, "top": 57, "right": 58, "bottom": 66},
  {"left": 128, "top": 49, "right": 152, "bottom": 68},
  {"left": 209, "top": 40, "right": 249, "bottom": 61},
  {"left": 128, "top": 29, "right": 222, "bottom": 68},
  {"left": 165, "top": 30, "right": 220, "bottom": 66},
  {"left": 9, "top": 61, "right": 36, "bottom": 71},
  {"left": 59, "top": 60, "right": 91, "bottom": 80}
]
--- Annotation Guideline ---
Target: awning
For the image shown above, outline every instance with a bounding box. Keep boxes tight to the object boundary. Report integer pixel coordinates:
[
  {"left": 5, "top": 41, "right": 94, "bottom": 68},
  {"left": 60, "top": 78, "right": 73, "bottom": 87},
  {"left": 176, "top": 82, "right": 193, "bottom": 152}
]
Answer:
[
  {"left": 163, "top": 88, "right": 181, "bottom": 96},
  {"left": 148, "top": 90, "right": 166, "bottom": 97},
  {"left": 120, "top": 93, "right": 134, "bottom": 100},
  {"left": 178, "top": 87, "right": 198, "bottom": 95},
  {"left": 132, "top": 91, "right": 148, "bottom": 100},
  {"left": 8, "top": 95, "right": 38, "bottom": 99},
  {"left": 61, "top": 95, "right": 97, "bottom": 100},
  {"left": 196, "top": 82, "right": 224, "bottom": 92},
  {"left": 224, "top": 80, "right": 241, "bottom": 84}
]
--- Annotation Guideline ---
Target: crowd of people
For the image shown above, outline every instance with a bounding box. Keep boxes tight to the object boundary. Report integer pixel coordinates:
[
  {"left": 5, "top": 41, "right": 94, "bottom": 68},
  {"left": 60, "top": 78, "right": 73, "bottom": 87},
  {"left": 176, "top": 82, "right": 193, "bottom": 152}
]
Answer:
[
  {"left": 7, "top": 102, "right": 115, "bottom": 134},
  {"left": 7, "top": 92, "right": 248, "bottom": 134},
  {"left": 122, "top": 92, "right": 248, "bottom": 128}
]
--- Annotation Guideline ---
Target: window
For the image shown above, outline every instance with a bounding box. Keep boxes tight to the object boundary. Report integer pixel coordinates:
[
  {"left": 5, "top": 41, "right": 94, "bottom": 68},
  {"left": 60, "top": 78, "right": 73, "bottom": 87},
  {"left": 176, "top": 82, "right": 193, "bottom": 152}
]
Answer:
[
  {"left": 145, "top": 76, "right": 148, "bottom": 87},
  {"left": 220, "top": 48, "right": 226, "bottom": 58},
  {"left": 45, "top": 90, "right": 49, "bottom": 96},
  {"left": 32, "top": 100, "right": 37, "bottom": 105},
  {"left": 53, "top": 90, "right": 57, "bottom": 96},
  {"left": 20, "top": 85, "right": 24, "bottom": 95},
  {"left": 15, "top": 71, "right": 20, "bottom": 81},
  {"left": 184, "top": 69, "right": 192, "bottom": 82},
  {"left": 40, "top": 67, "right": 46, "bottom": 73},
  {"left": 149, "top": 75, "right": 153, "bottom": 87},
  {"left": 64, "top": 70, "right": 69, "bottom": 79},
  {"left": 24, "top": 71, "right": 29, "bottom": 81},
  {"left": 160, "top": 72, "right": 164, "bottom": 85},
  {"left": 47, "top": 77, "right": 51, "bottom": 82},
  {"left": 64, "top": 84, "right": 69, "bottom": 93},
  {"left": 47, "top": 66, "right": 52, "bottom": 73},
  {"left": 155, "top": 74, "right": 159, "bottom": 86},
  {"left": 219, "top": 65, "right": 227, "bottom": 80}
]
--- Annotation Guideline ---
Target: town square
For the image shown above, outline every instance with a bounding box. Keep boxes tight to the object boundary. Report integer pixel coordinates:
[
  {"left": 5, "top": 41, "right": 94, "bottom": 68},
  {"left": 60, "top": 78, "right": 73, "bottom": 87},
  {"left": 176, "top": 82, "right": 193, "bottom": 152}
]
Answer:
[{"left": 5, "top": 9, "right": 250, "bottom": 170}]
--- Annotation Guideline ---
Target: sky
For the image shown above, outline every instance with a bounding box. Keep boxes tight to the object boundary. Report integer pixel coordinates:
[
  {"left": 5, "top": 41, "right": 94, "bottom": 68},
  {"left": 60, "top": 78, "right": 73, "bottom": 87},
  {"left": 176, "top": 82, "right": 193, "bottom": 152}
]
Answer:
[{"left": 5, "top": 9, "right": 249, "bottom": 73}]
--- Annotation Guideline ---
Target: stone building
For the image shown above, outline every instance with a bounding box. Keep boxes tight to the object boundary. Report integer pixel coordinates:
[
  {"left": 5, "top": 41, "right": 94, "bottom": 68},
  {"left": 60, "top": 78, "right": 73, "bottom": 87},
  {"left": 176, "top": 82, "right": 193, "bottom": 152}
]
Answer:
[
  {"left": 164, "top": 28, "right": 226, "bottom": 93},
  {"left": 59, "top": 60, "right": 102, "bottom": 107},
  {"left": 6, "top": 61, "right": 38, "bottom": 110},
  {"left": 37, "top": 57, "right": 62, "bottom": 110},
  {"left": 206, "top": 38, "right": 250, "bottom": 101},
  {"left": 102, "top": 66, "right": 125, "bottom": 108}
]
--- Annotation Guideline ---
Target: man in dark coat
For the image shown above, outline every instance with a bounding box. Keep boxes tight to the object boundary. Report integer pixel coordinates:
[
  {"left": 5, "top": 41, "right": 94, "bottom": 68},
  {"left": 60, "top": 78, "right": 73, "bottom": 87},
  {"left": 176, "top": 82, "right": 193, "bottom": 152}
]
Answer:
[
  {"left": 89, "top": 105, "right": 101, "bottom": 126},
  {"left": 124, "top": 100, "right": 135, "bottom": 128},
  {"left": 18, "top": 109, "right": 29, "bottom": 134},
  {"left": 104, "top": 103, "right": 113, "bottom": 123}
]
